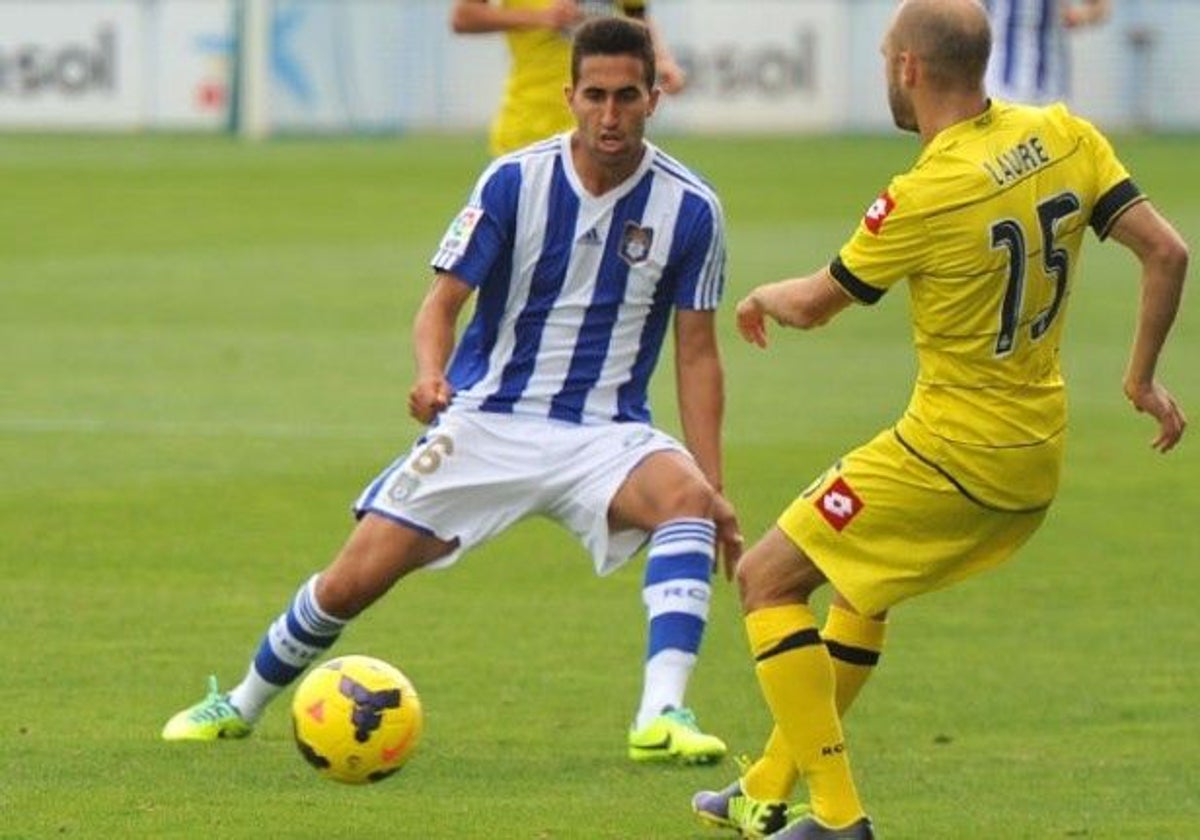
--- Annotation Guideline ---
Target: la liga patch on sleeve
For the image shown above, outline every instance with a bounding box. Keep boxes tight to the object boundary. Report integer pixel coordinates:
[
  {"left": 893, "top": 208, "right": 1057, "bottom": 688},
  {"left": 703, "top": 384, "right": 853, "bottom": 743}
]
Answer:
[
  {"left": 815, "top": 477, "right": 864, "bottom": 532},
  {"left": 437, "top": 206, "right": 483, "bottom": 259}
]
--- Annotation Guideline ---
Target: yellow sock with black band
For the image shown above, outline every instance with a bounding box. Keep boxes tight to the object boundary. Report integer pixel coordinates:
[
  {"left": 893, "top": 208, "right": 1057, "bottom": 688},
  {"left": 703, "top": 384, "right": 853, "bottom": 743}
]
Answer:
[
  {"left": 824, "top": 603, "right": 887, "bottom": 713},
  {"left": 743, "top": 605, "right": 886, "bottom": 802},
  {"left": 746, "top": 604, "right": 865, "bottom": 828}
]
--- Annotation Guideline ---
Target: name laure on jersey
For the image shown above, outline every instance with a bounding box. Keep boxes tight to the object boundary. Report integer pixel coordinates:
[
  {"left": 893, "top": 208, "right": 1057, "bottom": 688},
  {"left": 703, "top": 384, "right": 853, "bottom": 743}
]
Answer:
[{"left": 982, "top": 134, "right": 1052, "bottom": 187}]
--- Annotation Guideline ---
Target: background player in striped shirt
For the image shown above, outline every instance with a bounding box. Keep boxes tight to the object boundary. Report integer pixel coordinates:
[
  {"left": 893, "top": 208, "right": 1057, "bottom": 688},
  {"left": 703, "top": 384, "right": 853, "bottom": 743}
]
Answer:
[
  {"left": 451, "top": 0, "right": 686, "bottom": 155},
  {"left": 163, "top": 17, "right": 740, "bottom": 768},
  {"left": 985, "top": 0, "right": 1111, "bottom": 104},
  {"left": 693, "top": 0, "right": 1186, "bottom": 836}
]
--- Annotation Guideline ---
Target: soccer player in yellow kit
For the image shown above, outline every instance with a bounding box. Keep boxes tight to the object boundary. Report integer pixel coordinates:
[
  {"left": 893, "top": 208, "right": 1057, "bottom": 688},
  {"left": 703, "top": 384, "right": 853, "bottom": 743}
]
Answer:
[
  {"left": 451, "top": 0, "right": 686, "bottom": 156},
  {"left": 691, "top": 0, "right": 1188, "bottom": 836}
]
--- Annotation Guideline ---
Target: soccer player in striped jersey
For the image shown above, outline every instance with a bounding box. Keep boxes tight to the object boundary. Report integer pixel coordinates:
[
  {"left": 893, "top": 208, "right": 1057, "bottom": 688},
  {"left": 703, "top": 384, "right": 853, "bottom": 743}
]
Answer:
[
  {"left": 984, "top": 0, "right": 1111, "bottom": 104},
  {"left": 163, "top": 17, "right": 740, "bottom": 768},
  {"left": 693, "top": 0, "right": 1186, "bottom": 836},
  {"left": 451, "top": 0, "right": 686, "bottom": 155}
]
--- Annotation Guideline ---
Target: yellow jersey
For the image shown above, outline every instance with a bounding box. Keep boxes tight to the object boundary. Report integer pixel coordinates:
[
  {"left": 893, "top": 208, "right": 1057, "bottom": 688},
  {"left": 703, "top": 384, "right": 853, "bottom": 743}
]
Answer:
[
  {"left": 831, "top": 100, "right": 1144, "bottom": 510},
  {"left": 490, "top": 0, "right": 646, "bottom": 156}
]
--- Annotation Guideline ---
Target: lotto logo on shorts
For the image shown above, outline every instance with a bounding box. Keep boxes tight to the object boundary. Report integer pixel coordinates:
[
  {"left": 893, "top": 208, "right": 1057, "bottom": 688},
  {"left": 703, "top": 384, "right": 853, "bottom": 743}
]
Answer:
[{"left": 815, "top": 477, "right": 863, "bottom": 532}]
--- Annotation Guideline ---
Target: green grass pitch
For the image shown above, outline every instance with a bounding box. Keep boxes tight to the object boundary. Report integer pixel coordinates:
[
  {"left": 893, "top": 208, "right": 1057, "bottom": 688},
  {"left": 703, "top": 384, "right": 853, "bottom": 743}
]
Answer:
[{"left": 1, "top": 130, "right": 1196, "bottom": 839}]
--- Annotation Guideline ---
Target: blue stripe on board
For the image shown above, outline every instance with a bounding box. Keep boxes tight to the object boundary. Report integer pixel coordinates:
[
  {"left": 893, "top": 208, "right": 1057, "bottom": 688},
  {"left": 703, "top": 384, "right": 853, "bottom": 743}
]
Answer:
[
  {"left": 481, "top": 156, "right": 579, "bottom": 413},
  {"left": 549, "top": 171, "right": 654, "bottom": 423}
]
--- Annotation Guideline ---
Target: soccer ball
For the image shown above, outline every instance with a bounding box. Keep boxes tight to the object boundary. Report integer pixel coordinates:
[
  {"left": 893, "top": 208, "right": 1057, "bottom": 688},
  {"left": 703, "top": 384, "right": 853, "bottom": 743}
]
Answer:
[{"left": 291, "top": 654, "right": 424, "bottom": 784}]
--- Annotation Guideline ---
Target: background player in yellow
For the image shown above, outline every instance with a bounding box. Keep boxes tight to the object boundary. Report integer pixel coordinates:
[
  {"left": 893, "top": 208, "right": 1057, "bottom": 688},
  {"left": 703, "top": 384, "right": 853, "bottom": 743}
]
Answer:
[
  {"left": 451, "top": 0, "right": 686, "bottom": 156},
  {"left": 691, "top": 0, "right": 1188, "bottom": 836}
]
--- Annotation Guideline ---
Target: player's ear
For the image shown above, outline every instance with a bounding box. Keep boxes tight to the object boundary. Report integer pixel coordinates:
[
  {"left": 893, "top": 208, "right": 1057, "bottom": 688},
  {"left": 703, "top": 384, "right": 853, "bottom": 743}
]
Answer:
[
  {"left": 646, "top": 86, "right": 660, "bottom": 117},
  {"left": 900, "top": 50, "right": 919, "bottom": 88}
]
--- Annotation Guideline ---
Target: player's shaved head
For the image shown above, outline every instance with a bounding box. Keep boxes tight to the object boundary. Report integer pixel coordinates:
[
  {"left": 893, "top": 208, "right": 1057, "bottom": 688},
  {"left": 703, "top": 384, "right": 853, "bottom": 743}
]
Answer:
[{"left": 889, "top": 0, "right": 991, "bottom": 91}]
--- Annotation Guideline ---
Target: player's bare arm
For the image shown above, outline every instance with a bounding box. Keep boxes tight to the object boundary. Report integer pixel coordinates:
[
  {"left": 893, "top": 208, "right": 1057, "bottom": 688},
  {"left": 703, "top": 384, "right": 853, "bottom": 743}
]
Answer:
[
  {"left": 674, "top": 309, "right": 742, "bottom": 577},
  {"left": 408, "top": 272, "right": 473, "bottom": 424},
  {"left": 1107, "top": 200, "right": 1190, "bottom": 452},
  {"left": 642, "top": 16, "right": 686, "bottom": 94},
  {"left": 736, "top": 267, "right": 855, "bottom": 347},
  {"left": 450, "top": 0, "right": 582, "bottom": 34}
]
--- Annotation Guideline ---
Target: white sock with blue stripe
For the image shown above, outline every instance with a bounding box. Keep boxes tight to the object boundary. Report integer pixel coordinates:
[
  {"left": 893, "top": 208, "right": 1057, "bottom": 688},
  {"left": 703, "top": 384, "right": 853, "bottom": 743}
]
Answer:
[
  {"left": 635, "top": 517, "right": 715, "bottom": 731},
  {"left": 228, "top": 574, "right": 346, "bottom": 723}
]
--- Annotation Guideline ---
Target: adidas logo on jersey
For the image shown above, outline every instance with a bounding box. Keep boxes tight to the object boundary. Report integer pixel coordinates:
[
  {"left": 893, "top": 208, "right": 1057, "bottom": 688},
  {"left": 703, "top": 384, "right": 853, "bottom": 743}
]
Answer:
[{"left": 580, "top": 227, "right": 603, "bottom": 245}]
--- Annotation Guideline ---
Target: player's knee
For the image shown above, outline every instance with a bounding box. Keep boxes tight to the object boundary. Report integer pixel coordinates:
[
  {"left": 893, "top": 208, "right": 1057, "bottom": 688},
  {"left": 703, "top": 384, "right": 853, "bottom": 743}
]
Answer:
[
  {"left": 658, "top": 476, "right": 717, "bottom": 519},
  {"left": 734, "top": 538, "right": 823, "bottom": 613},
  {"left": 734, "top": 550, "right": 773, "bottom": 611}
]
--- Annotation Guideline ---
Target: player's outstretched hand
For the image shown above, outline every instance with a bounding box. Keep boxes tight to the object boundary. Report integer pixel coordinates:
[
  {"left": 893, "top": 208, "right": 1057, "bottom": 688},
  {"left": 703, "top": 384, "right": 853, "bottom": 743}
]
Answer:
[
  {"left": 1125, "top": 379, "right": 1187, "bottom": 453},
  {"left": 735, "top": 293, "right": 769, "bottom": 348},
  {"left": 545, "top": 0, "right": 584, "bottom": 32},
  {"left": 712, "top": 493, "right": 743, "bottom": 581},
  {"left": 408, "top": 375, "right": 454, "bottom": 425},
  {"left": 657, "top": 58, "right": 687, "bottom": 95}
]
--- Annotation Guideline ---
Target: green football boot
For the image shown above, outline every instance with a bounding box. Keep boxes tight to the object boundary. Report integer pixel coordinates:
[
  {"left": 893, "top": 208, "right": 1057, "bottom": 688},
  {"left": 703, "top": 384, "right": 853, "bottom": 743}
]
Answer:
[
  {"left": 767, "top": 816, "right": 874, "bottom": 839},
  {"left": 161, "top": 675, "right": 253, "bottom": 741},
  {"left": 692, "top": 779, "right": 794, "bottom": 838},
  {"left": 627, "top": 706, "right": 726, "bottom": 765}
]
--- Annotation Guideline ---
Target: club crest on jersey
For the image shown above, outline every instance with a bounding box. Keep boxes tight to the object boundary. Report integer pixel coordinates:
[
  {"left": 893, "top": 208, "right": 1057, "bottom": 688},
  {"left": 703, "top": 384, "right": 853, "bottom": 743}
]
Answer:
[
  {"left": 815, "top": 477, "right": 864, "bottom": 532},
  {"left": 862, "top": 191, "right": 895, "bottom": 235},
  {"left": 618, "top": 221, "right": 654, "bottom": 265},
  {"left": 438, "top": 206, "right": 483, "bottom": 258}
]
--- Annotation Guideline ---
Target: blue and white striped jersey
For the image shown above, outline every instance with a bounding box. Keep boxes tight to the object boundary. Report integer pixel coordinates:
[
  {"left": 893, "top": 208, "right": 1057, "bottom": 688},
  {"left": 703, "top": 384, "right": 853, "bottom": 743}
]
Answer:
[
  {"left": 985, "top": 0, "right": 1069, "bottom": 104},
  {"left": 431, "top": 133, "right": 726, "bottom": 426}
]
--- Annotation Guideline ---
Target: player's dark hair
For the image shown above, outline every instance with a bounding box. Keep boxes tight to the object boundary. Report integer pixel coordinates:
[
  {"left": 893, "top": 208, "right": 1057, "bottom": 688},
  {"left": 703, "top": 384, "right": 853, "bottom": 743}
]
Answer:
[{"left": 570, "top": 16, "right": 657, "bottom": 91}]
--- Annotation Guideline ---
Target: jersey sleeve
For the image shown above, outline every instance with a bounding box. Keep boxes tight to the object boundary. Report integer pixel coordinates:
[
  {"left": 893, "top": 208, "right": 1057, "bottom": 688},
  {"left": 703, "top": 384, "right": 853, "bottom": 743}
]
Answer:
[
  {"left": 670, "top": 191, "right": 726, "bottom": 311},
  {"left": 831, "top": 180, "right": 929, "bottom": 305},
  {"left": 431, "top": 160, "right": 522, "bottom": 287},
  {"left": 1068, "top": 112, "right": 1146, "bottom": 240}
]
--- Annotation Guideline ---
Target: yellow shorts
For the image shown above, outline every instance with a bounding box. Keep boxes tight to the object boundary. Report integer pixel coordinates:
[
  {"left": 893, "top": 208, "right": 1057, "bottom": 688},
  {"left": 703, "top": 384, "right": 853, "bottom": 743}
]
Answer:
[{"left": 778, "top": 429, "right": 1048, "bottom": 616}]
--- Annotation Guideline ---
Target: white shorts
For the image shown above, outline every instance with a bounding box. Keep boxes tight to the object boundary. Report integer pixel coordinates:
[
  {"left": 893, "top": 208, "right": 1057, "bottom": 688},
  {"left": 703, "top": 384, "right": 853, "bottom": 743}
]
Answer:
[{"left": 353, "top": 409, "right": 689, "bottom": 575}]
